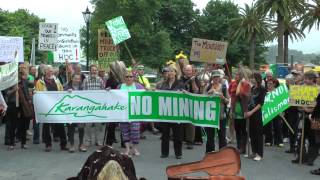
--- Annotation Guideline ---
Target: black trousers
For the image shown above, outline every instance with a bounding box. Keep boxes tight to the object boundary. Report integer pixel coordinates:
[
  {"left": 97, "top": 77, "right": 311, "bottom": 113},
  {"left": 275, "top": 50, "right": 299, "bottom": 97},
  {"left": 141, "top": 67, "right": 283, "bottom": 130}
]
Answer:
[
  {"left": 194, "top": 126, "right": 203, "bottom": 143},
  {"left": 105, "top": 122, "right": 117, "bottom": 146},
  {"left": 67, "top": 124, "right": 84, "bottom": 146},
  {"left": 249, "top": 112, "right": 264, "bottom": 157},
  {"left": 161, "top": 123, "right": 183, "bottom": 156},
  {"left": 234, "top": 119, "right": 247, "bottom": 152},
  {"left": 5, "top": 106, "right": 18, "bottom": 146},
  {"left": 17, "top": 116, "right": 29, "bottom": 145},
  {"left": 43, "top": 123, "right": 67, "bottom": 147},
  {"left": 264, "top": 115, "right": 283, "bottom": 145},
  {"left": 205, "top": 118, "right": 227, "bottom": 153},
  {"left": 285, "top": 107, "right": 299, "bottom": 151}
]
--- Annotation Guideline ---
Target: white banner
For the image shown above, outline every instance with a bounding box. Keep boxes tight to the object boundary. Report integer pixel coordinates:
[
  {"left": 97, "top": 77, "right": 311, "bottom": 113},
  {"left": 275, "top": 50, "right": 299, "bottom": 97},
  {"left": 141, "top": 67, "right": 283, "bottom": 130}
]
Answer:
[
  {"left": 33, "top": 90, "right": 221, "bottom": 127},
  {"left": 0, "top": 36, "right": 24, "bottom": 62},
  {"left": 54, "top": 26, "right": 81, "bottom": 63},
  {"left": 0, "top": 61, "right": 19, "bottom": 90},
  {"left": 38, "top": 23, "right": 58, "bottom": 51},
  {"left": 34, "top": 90, "right": 129, "bottom": 123}
]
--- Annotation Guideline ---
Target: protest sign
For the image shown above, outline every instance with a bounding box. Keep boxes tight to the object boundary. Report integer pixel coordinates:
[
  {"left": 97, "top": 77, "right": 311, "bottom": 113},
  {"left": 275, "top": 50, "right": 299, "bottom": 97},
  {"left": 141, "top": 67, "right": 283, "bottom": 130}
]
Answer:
[
  {"left": 0, "top": 61, "right": 19, "bottom": 90},
  {"left": 0, "top": 36, "right": 24, "bottom": 62},
  {"left": 97, "top": 29, "right": 119, "bottom": 59},
  {"left": 289, "top": 85, "right": 320, "bottom": 107},
  {"left": 105, "top": 16, "right": 131, "bottom": 45},
  {"left": 33, "top": 90, "right": 221, "bottom": 128},
  {"left": 54, "top": 27, "right": 81, "bottom": 63},
  {"left": 262, "top": 84, "right": 290, "bottom": 126},
  {"left": 190, "top": 38, "right": 228, "bottom": 63},
  {"left": 38, "top": 23, "right": 58, "bottom": 51}
]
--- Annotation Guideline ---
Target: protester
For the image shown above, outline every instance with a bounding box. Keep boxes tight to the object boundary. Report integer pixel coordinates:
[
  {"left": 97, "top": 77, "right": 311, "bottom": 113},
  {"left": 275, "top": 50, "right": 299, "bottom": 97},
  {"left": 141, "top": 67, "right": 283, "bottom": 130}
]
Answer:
[
  {"left": 104, "top": 68, "right": 121, "bottom": 146},
  {"left": 180, "top": 65, "right": 199, "bottom": 150},
  {"left": 229, "top": 71, "right": 250, "bottom": 154},
  {"left": 264, "top": 78, "right": 284, "bottom": 147},
  {"left": 98, "top": 68, "right": 107, "bottom": 87},
  {"left": 17, "top": 71, "right": 33, "bottom": 149},
  {"left": 309, "top": 92, "right": 320, "bottom": 175},
  {"left": 64, "top": 74, "right": 87, "bottom": 153},
  {"left": 118, "top": 69, "right": 144, "bottom": 156},
  {"left": 82, "top": 64, "right": 105, "bottom": 147},
  {"left": 245, "top": 72, "right": 266, "bottom": 161},
  {"left": 57, "top": 65, "right": 67, "bottom": 86},
  {"left": 28, "top": 65, "right": 37, "bottom": 84},
  {"left": 157, "top": 65, "right": 184, "bottom": 159},
  {"left": 292, "top": 71, "right": 318, "bottom": 165},
  {"left": 35, "top": 65, "right": 68, "bottom": 152},
  {"left": 74, "top": 64, "right": 86, "bottom": 82},
  {"left": 136, "top": 65, "right": 150, "bottom": 89},
  {"left": 3, "top": 84, "right": 18, "bottom": 150},
  {"left": 204, "top": 70, "right": 229, "bottom": 152}
]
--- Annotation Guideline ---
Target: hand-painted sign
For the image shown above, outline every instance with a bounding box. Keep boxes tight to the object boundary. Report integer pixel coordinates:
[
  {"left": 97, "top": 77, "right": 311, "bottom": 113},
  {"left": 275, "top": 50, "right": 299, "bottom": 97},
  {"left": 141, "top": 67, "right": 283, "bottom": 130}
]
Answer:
[
  {"left": 54, "top": 27, "right": 81, "bottom": 63},
  {"left": 105, "top": 16, "right": 131, "bottom": 45},
  {"left": 0, "top": 36, "right": 24, "bottom": 62},
  {"left": 190, "top": 38, "right": 228, "bottom": 63},
  {"left": 38, "top": 23, "right": 58, "bottom": 51}
]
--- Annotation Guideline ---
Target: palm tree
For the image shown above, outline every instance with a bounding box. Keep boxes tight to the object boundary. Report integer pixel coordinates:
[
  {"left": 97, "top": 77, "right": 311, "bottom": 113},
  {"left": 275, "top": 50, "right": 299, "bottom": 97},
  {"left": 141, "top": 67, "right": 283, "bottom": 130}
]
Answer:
[
  {"left": 230, "top": 3, "right": 271, "bottom": 69},
  {"left": 256, "top": 0, "right": 305, "bottom": 65},
  {"left": 283, "top": 18, "right": 305, "bottom": 65},
  {"left": 300, "top": 0, "right": 320, "bottom": 31}
]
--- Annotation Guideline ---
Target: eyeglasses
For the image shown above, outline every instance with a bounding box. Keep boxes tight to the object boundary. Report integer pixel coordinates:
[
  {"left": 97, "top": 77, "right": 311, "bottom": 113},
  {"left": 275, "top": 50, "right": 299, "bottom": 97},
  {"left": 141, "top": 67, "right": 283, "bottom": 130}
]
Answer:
[{"left": 126, "top": 76, "right": 134, "bottom": 78}]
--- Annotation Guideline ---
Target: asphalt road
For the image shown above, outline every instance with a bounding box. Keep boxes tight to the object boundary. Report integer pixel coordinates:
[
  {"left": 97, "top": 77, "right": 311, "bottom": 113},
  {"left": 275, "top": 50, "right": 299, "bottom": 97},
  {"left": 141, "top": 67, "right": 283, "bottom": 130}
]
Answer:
[{"left": 0, "top": 125, "right": 319, "bottom": 180}]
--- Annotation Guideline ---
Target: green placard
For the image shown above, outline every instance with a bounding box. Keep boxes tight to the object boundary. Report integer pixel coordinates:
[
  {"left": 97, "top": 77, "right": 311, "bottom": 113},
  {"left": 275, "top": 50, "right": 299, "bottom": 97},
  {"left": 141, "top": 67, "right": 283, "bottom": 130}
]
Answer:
[
  {"left": 262, "top": 84, "right": 290, "bottom": 126},
  {"left": 105, "top": 16, "right": 131, "bottom": 45}
]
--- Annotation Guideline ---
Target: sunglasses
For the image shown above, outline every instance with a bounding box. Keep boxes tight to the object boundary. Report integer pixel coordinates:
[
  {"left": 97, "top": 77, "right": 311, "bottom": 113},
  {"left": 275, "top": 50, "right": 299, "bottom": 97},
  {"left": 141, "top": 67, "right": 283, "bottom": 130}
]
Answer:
[{"left": 126, "top": 76, "right": 134, "bottom": 78}]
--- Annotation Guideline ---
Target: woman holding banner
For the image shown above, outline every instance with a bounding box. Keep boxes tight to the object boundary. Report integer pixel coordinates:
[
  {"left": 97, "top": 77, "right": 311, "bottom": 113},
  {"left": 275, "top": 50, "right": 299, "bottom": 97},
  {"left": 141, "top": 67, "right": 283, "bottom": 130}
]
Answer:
[
  {"left": 118, "top": 69, "right": 144, "bottom": 156},
  {"left": 157, "top": 64, "right": 184, "bottom": 159},
  {"left": 245, "top": 72, "right": 266, "bottom": 161},
  {"left": 204, "top": 70, "right": 229, "bottom": 153},
  {"left": 64, "top": 74, "right": 87, "bottom": 153}
]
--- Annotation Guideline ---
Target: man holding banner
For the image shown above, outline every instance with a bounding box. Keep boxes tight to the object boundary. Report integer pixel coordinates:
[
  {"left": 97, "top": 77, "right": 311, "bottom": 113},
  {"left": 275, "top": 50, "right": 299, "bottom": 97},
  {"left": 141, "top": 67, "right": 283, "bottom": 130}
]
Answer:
[{"left": 35, "top": 65, "right": 67, "bottom": 152}]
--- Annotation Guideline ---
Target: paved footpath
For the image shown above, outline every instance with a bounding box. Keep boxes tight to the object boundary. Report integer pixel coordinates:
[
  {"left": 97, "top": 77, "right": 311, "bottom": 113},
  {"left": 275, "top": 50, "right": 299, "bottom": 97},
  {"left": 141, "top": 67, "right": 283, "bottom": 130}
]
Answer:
[{"left": 0, "top": 126, "right": 319, "bottom": 180}]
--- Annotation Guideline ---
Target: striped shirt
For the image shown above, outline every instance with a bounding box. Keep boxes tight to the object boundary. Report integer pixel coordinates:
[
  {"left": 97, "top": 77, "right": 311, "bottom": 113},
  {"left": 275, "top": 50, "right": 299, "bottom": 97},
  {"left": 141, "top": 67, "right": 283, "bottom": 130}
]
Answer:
[{"left": 82, "top": 76, "right": 104, "bottom": 90}]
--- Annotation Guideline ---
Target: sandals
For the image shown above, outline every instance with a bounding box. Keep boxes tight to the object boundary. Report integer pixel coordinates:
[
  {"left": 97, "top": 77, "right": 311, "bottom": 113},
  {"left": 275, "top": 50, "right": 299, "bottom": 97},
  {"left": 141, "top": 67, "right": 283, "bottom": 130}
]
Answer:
[{"left": 310, "top": 168, "right": 320, "bottom": 175}]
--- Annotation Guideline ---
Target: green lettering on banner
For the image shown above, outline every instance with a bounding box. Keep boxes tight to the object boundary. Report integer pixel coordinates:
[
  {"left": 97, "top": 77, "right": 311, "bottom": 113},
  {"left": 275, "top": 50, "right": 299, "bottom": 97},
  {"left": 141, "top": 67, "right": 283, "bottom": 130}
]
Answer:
[
  {"left": 262, "top": 84, "right": 290, "bottom": 126},
  {"left": 128, "top": 91, "right": 220, "bottom": 128}
]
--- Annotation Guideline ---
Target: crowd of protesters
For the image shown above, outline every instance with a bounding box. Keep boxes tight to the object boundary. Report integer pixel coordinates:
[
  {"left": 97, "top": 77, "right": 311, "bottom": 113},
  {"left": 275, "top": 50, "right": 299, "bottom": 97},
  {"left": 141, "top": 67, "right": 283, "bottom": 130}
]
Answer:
[{"left": 0, "top": 59, "right": 319, "bottom": 176}]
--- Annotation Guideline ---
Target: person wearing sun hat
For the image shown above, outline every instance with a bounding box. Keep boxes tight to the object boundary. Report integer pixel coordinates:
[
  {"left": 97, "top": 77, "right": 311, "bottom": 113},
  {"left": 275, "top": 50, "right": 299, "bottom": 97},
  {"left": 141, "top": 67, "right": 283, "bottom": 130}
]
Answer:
[
  {"left": 204, "top": 70, "right": 229, "bottom": 153},
  {"left": 136, "top": 64, "right": 150, "bottom": 89}
]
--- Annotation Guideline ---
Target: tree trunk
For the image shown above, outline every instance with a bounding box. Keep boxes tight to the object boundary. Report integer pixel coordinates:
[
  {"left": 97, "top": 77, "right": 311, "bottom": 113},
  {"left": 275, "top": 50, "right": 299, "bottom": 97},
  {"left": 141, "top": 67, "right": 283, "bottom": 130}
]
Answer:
[
  {"left": 277, "top": 13, "right": 284, "bottom": 64},
  {"left": 284, "top": 33, "right": 289, "bottom": 66},
  {"left": 249, "top": 33, "right": 256, "bottom": 69}
]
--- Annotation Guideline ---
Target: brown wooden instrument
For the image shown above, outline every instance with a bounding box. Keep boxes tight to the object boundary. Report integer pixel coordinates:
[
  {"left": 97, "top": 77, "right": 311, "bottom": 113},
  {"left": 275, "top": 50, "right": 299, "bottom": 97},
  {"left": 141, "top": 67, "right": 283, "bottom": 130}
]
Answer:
[{"left": 166, "top": 147, "right": 245, "bottom": 180}]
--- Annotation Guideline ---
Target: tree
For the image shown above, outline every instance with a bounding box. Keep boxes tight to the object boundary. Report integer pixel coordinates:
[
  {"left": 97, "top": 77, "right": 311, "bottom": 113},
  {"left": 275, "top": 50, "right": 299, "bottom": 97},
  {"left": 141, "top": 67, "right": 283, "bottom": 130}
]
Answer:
[
  {"left": 230, "top": 3, "right": 271, "bottom": 69},
  {"left": 283, "top": 18, "right": 305, "bottom": 65},
  {"left": 300, "top": 0, "right": 320, "bottom": 31},
  {"left": 256, "top": 0, "right": 305, "bottom": 65}
]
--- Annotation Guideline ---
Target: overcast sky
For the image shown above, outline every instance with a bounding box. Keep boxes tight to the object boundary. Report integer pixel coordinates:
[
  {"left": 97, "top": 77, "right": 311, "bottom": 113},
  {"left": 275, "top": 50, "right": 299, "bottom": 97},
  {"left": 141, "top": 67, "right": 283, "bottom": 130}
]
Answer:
[{"left": 0, "top": 0, "right": 319, "bottom": 54}]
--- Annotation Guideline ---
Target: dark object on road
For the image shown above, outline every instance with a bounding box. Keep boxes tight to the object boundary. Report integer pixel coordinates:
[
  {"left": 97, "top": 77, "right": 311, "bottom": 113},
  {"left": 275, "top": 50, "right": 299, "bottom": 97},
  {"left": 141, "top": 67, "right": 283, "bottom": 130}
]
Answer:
[
  {"left": 166, "top": 146, "right": 245, "bottom": 180},
  {"left": 67, "top": 146, "right": 143, "bottom": 180}
]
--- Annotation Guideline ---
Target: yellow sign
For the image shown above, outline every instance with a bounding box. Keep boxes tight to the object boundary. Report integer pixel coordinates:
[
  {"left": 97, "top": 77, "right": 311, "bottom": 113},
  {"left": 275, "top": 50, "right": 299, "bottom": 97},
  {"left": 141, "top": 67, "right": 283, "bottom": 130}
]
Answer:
[
  {"left": 289, "top": 85, "right": 320, "bottom": 107},
  {"left": 190, "top": 38, "right": 228, "bottom": 63}
]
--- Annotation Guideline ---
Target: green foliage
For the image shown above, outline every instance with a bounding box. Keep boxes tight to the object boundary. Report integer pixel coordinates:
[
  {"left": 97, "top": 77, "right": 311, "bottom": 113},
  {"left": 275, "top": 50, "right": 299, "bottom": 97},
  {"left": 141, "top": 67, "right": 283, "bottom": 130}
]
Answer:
[
  {"left": 300, "top": 0, "right": 320, "bottom": 31},
  {"left": 0, "top": 9, "right": 46, "bottom": 64},
  {"left": 83, "top": 0, "right": 270, "bottom": 69}
]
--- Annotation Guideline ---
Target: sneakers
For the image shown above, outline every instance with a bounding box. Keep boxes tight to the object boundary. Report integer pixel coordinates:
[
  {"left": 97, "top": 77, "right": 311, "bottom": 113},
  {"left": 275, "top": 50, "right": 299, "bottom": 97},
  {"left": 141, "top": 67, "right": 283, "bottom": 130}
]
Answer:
[
  {"left": 45, "top": 146, "right": 52, "bottom": 152},
  {"left": 283, "top": 138, "right": 289, "bottom": 143},
  {"left": 69, "top": 146, "right": 75, "bottom": 153},
  {"left": 79, "top": 144, "right": 87, "bottom": 152},
  {"left": 253, "top": 155, "right": 262, "bottom": 161},
  {"left": 175, "top": 155, "right": 182, "bottom": 159},
  {"left": 265, "top": 143, "right": 271, "bottom": 146},
  {"left": 21, "top": 144, "right": 28, "bottom": 149},
  {"left": 160, "top": 154, "right": 168, "bottom": 158},
  {"left": 277, "top": 143, "right": 284, "bottom": 148}
]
